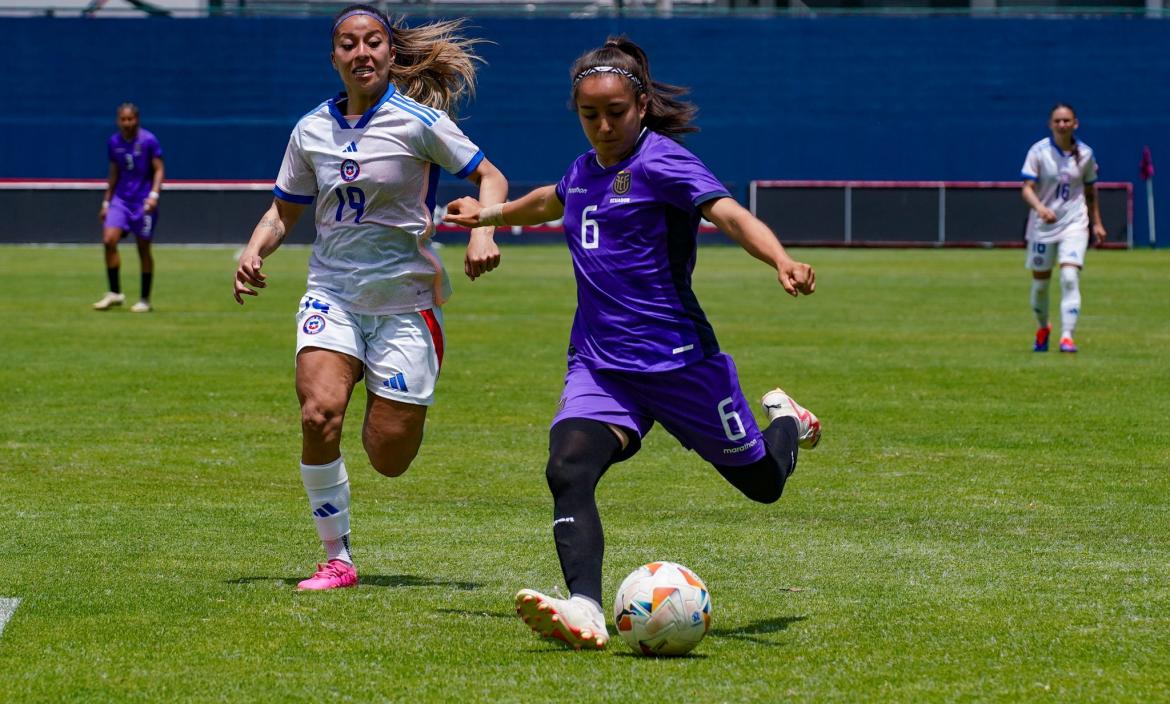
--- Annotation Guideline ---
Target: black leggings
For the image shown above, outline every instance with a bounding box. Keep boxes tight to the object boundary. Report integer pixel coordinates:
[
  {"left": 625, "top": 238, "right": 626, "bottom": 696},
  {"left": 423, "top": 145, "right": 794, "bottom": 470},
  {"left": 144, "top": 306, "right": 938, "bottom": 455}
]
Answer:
[
  {"left": 544, "top": 416, "right": 799, "bottom": 603},
  {"left": 712, "top": 415, "right": 800, "bottom": 504}
]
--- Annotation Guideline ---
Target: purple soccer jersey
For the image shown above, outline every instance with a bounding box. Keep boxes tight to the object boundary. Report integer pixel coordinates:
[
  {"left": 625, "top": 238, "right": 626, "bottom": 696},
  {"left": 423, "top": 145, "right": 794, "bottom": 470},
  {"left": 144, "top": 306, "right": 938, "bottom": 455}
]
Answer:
[
  {"left": 555, "top": 129, "right": 731, "bottom": 373},
  {"left": 549, "top": 129, "right": 769, "bottom": 466},
  {"left": 108, "top": 128, "right": 162, "bottom": 204}
]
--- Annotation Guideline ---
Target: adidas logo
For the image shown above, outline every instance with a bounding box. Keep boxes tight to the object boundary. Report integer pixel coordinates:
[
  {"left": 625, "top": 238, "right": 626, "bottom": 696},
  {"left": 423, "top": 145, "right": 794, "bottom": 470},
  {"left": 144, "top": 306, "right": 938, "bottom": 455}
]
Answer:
[
  {"left": 313, "top": 502, "right": 340, "bottom": 518},
  {"left": 342, "top": 141, "right": 358, "bottom": 153},
  {"left": 383, "top": 372, "right": 408, "bottom": 392}
]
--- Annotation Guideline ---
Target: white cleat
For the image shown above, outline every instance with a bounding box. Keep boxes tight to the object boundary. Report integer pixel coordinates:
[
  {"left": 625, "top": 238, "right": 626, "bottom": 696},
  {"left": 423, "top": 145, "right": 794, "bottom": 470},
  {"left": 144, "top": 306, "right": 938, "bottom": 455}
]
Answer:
[
  {"left": 515, "top": 589, "right": 609, "bottom": 650},
  {"left": 761, "top": 388, "right": 822, "bottom": 449},
  {"left": 130, "top": 300, "right": 152, "bottom": 313},
  {"left": 92, "top": 292, "right": 126, "bottom": 311}
]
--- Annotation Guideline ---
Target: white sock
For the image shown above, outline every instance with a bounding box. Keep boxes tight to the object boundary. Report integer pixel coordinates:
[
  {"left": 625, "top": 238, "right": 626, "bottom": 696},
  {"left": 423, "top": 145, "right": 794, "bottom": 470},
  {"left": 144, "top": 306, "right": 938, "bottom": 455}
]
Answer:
[
  {"left": 1059, "top": 267, "right": 1081, "bottom": 340},
  {"left": 1030, "top": 278, "right": 1051, "bottom": 328},
  {"left": 300, "top": 457, "right": 352, "bottom": 564}
]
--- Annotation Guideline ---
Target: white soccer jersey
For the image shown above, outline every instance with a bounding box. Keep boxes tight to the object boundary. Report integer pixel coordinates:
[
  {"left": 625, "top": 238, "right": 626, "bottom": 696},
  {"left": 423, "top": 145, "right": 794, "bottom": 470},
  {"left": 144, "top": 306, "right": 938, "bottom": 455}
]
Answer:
[
  {"left": 1021, "top": 137, "right": 1099, "bottom": 244},
  {"left": 274, "top": 86, "right": 485, "bottom": 315}
]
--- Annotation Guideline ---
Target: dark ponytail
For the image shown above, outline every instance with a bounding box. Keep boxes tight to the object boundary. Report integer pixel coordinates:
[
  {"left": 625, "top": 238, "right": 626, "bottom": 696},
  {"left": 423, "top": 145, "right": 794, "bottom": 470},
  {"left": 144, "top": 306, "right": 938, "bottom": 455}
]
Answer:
[{"left": 569, "top": 35, "right": 698, "bottom": 141}]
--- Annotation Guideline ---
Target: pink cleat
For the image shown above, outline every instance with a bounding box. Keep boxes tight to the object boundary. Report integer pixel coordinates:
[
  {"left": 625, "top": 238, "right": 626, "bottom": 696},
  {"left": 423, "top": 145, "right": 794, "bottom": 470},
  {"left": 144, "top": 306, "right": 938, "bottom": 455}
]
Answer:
[
  {"left": 761, "top": 388, "right": 822, "bottom": 449},
  {"left": 297, "top": 559, "right": 357, "bottom": 591},
  {"left": 515, "top": 589, "right": 609, "bottom": 650},
  {"left": 1059, "top": 336, "right": 1078, "bottom": 353},
  {"left": 1034, "top": 324, "right": 1052, "bottom": 352}
]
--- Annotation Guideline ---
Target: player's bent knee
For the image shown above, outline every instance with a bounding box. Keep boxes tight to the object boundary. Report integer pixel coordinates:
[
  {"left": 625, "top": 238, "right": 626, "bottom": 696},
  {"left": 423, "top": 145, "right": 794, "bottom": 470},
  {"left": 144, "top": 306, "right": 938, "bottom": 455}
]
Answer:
[
  {"left": 364, "top": 441, "right": 418, "bottom": 477},
  {"left": 362, "top": 425, "right": 421, "bottom": 478},
  {"left": 301, "top": 403, "right": 344, "bottom": 442},
  {"left": 545, "top": 420, "right": 622, "bottom": 496},
  {"left": 544, "top": 454, "right": 579, "bottom": 496},
  {"left": 544, "top": 449, "right": 606, "bottom": 497},
  {"left": 713, "top": 459, "right": 785, "bottom": 504},
  {"left": 747, "top": 485, "right": 783, "bottom": 505}
]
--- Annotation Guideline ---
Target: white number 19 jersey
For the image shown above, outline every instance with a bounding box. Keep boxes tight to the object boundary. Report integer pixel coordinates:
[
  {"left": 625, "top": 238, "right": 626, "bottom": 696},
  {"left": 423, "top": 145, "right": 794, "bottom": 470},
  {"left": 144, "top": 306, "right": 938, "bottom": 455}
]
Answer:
[
  {"left": 274, "top": 86, "right": 485, "bottom": 315},
  {"left": 1021, "top": 137, "right": 1099, "bottom": 245}
]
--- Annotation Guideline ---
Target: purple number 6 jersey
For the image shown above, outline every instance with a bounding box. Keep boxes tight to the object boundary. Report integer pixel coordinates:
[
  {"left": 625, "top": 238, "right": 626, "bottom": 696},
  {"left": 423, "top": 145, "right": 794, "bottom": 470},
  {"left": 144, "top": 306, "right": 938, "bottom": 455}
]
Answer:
[{"left": 555, "top": 129, "right": 732, "bottom": 373}]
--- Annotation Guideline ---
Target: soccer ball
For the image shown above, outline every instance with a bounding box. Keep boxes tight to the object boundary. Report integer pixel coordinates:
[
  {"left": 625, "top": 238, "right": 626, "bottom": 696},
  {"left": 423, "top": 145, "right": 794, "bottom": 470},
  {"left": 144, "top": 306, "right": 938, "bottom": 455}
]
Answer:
[{"left": 613, "top": 561, "right": 712, "bottom": 656}]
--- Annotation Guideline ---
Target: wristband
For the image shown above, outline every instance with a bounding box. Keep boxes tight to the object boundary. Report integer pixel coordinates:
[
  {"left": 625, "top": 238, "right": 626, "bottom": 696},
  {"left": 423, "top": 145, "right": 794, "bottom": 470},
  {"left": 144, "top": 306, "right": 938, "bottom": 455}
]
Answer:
[
  {"left": 101, "top": 200, "right": 110, "bottom": 207},
  {"left": 148, "top": 191, "right": 160, "bottom": 200},
  {"left": 478, "top": 203, "right": 507, "bottom": 227}
]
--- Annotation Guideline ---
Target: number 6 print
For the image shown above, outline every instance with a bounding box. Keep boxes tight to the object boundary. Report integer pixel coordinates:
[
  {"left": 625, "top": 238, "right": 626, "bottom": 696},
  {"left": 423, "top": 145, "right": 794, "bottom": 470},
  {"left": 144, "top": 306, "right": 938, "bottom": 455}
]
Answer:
[
  {"left": 581, "top": 205, "right": 599, "bottom": 249},
  {"left": 717, "top": 397, "right": 747, "bottom": 441}
]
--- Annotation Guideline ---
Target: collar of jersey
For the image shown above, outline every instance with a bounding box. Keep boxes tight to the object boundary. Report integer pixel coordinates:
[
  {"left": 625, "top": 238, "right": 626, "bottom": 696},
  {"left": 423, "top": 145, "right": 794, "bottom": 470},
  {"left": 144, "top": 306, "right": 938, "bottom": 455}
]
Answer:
[
  {"left": 591, "top": 127, "right": 651, "bottom": 171},
  {"left": 1048, "top": 136, "right": 1073, "bottom": 157},
  {"left": 329, "top": 84, "right": 397, "bottom": 130}
]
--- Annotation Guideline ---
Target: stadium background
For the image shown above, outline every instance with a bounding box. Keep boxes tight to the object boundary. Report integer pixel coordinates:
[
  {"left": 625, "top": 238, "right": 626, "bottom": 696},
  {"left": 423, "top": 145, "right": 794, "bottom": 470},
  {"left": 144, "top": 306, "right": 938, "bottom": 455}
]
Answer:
[{"left": 0, "top": 14, "right": 1165, "bottom": 244}]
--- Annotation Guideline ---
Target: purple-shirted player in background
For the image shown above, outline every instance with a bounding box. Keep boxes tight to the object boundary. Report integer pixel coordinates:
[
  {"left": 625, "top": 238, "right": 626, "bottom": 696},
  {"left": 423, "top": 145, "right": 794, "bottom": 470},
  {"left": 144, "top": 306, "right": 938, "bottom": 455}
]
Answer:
[
  {"left": 92, "top": 103, "right": 164, "bottom": 313},
  {"left": 444, "top": 36, "right": 821, "bottom": 650}
]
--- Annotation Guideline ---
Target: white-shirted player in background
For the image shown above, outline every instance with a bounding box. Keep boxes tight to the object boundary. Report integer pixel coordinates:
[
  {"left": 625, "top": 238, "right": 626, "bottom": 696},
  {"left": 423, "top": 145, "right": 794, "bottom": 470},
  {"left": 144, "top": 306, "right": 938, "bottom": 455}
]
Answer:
[
  {"left": 232, "top": 4, "right": 507, "bottom": 590},
  {"left": 1020, "top": 103, "right": 1106, "bottom": 353}
]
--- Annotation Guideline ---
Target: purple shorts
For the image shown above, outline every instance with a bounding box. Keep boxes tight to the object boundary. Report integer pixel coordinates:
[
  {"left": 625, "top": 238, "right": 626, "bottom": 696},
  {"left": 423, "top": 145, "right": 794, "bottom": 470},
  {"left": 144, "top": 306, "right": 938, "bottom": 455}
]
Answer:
[
  {"left": 104, "top": 197, "right": 158, "bottom": 240},
  {"left": 552, "top": 352, "right": 767, "bottom": 466}
]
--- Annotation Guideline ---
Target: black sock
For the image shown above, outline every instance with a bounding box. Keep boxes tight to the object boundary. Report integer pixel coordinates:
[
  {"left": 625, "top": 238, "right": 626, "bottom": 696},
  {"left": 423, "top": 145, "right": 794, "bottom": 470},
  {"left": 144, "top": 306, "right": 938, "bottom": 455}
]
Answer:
[
  {"left": 107, "top": 267, "right": 121, "bottom": 294},
  {"left": 141, "top": 271, "right": 153, "bottom": 300},
  {"left": 546, "top": 419, "right": 624, "bottom": 604},
  {"left": 713, "top": 417, "right": 799, "bottom": 504}
]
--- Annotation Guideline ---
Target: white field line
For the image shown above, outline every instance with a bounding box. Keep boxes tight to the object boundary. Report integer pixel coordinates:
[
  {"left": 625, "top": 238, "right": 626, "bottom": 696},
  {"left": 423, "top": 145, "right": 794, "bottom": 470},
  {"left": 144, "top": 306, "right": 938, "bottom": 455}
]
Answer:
[{"left": 0, "top": 598, "right": 20, "bottom": 638}]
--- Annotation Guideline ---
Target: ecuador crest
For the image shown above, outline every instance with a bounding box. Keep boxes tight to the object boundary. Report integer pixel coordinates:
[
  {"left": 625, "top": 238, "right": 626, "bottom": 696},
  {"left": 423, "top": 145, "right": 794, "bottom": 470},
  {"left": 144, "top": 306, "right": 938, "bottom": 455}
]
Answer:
[{"left": 612, "top": 169, "right": 632, "bottom": 195}]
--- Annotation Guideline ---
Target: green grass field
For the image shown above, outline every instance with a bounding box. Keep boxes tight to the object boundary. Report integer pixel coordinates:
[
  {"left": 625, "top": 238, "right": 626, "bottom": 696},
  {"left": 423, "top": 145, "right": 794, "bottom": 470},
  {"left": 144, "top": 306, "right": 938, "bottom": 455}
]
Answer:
[{"left": 1, "top": 244, "right": 1167, "bottom": 702}]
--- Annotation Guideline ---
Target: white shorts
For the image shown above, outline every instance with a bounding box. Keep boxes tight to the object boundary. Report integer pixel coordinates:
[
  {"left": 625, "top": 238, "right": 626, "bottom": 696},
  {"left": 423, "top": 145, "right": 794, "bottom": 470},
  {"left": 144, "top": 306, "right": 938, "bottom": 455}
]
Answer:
[
  {"left": 1025, "top": 233, "right": 1088, "bottom": 272},
  {"left": 295, "top": 293, "right": 445, "bottom": 406}
]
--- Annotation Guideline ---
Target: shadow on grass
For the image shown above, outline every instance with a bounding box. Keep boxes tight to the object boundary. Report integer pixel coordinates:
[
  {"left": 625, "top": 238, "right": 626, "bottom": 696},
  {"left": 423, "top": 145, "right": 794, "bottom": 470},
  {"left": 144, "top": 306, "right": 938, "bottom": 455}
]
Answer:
[
  {"left": 608, "top": 649, "right": 710, "bottom": 659},
  {"left": 708, "top": 615, "right": 806, "bottom": 645},
  {"left": 227, "top": 575, "right": 480, "bottom": 590},
  {"left": 434, "top": 608, "right": 517, "bottom": 620},
  {"left": 518, "top": 641, "right": 711, "bottom": 658}
]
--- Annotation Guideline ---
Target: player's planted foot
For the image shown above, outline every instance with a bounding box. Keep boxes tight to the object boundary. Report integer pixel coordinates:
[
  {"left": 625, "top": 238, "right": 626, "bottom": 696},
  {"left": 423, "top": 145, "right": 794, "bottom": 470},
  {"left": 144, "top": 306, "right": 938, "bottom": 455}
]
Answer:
[
  {"left": 296, "top": 559, "right": 357, "bottom": 591},
  {"left": 1034, "top": 324, "right": 1052, "bottom": 352},
  {"left": 130, "top": 299, "right": 152, "bottom": 313},
  {"left": 92, "top": 292, "right": 125, "bottom": 311},
  {"left": 761, "top": 388, "right": 821, "bottom": 449},
  {"left": 515, "top": 589, "right": 608, "bottom": 650},
  {"left": 1059, "top": 336, "right": 1078, "bottom": 353}
]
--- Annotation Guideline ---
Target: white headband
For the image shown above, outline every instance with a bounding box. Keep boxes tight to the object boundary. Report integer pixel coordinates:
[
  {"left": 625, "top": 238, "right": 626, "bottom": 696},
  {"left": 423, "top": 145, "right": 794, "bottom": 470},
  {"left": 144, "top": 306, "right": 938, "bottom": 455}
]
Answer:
[{"left": 573, "top": 65, "right": 644, "bottom": 92}]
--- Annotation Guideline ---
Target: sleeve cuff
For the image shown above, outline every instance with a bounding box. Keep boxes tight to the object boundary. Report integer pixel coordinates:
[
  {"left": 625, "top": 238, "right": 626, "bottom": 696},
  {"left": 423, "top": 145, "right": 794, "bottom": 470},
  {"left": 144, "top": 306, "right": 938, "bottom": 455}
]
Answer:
[
  {"left": 454, "top": 150, "right": 485, "bottom": 179},
  {"left": 1020, "top": 172, "right": 1038, "bottom": 181},
  {"left": 693, "top": 190, "right": 731, "bottom": 207},
  {"left": 273, "top": 186, "right": 314, "bottom": 204}
]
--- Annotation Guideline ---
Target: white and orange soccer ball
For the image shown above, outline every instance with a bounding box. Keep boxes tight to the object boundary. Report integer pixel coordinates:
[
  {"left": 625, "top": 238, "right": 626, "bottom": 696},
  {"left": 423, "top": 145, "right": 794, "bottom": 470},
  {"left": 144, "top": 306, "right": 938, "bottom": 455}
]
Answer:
[{"left": 613, "top": 561, "right": 712, "bottom": 656}]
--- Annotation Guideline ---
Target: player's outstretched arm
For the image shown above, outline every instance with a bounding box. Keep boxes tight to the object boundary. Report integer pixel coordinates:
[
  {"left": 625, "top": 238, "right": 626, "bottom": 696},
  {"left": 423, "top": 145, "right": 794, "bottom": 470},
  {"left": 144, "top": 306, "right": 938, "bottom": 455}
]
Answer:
[
  {"left": 702, "top": 196, "right": 815, "bottom": 297},
  {"left": 462, "top": 157, "right": 508, "bottom": 281},
  {"left": 444, "top": 185, "right": 565, "bottom": 229},
  {"left": 234, "top": 198, "right": 305, "bottom": 305}
]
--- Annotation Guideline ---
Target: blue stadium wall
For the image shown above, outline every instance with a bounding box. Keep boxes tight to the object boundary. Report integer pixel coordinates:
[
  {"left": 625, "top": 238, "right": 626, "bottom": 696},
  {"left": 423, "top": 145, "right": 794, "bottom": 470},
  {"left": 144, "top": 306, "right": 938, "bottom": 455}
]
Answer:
[{"left": 0, "top": 16, "right": 1166, "bottom": 244}]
